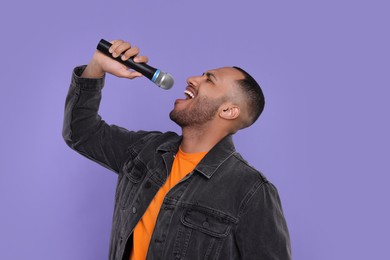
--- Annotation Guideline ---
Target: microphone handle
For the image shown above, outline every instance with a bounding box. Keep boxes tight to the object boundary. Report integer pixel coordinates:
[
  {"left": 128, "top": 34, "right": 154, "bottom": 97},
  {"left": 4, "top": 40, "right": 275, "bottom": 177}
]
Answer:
[{"left": 96, "top": 39, "right": 156, "bottom": 80}]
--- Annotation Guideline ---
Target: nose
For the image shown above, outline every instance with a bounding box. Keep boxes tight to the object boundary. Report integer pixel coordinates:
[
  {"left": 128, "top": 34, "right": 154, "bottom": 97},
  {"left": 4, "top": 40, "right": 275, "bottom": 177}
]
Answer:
[{"left": 186, "top": 75, "right": 202, "bottom": 87}]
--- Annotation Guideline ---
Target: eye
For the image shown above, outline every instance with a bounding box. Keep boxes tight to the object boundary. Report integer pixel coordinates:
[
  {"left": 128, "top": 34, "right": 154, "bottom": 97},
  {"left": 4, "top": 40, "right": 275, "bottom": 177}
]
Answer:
[
  {"left": 202, "top": 72, "right": 215, "bottom": 84},
  {"left": 206, "top": 77, "right": 214, "bottom": 84}
]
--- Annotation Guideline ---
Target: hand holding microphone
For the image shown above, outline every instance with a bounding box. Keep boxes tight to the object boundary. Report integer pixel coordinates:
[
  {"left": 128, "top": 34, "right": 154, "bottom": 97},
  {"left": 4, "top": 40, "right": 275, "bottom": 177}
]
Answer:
[{"left": 93, "top": 39, "right": 174, "bottom": 89}]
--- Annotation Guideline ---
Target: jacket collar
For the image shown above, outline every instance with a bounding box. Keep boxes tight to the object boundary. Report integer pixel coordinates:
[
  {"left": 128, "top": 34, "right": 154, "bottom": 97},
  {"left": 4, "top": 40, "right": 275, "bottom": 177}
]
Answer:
[
  {"left": 157, "top": 134, "right": 236, "bottom": 179},
  {"left": 195, "top": 135, "right": 236, "bottom": 179},
  {"left": 156, "top": 133, "right": 182, "bottom": 153}
]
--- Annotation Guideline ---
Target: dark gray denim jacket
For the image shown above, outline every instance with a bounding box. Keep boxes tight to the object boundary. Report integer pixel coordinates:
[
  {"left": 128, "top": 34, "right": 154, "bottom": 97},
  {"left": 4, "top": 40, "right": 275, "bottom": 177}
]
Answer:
[{"left": 63, "top": 66, "right": 291, "bottom": 260}]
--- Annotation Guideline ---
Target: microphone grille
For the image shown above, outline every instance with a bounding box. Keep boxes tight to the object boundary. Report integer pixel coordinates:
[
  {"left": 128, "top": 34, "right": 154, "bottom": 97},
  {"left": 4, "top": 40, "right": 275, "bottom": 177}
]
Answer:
[{"left": 155, "top": 71, "right": 174, "bottom": 90}]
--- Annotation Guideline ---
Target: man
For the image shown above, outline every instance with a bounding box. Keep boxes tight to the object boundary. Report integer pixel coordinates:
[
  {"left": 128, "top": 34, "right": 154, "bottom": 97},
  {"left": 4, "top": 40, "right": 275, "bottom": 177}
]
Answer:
[{"left": 63, "top": 40, "right": 291, "bottom": 260}]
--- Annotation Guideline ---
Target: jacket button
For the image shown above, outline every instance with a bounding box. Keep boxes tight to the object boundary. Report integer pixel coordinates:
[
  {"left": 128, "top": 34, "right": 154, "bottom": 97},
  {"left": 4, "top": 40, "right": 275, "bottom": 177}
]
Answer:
[
  {"left": 202, "top": 221, "right": 210, "bottom": 228},
  {"left": 144, "top": 181, "right": 151, "bottom": 189},
  {"left": 132, "top": 207, "right": 137, "bottom": 214}
]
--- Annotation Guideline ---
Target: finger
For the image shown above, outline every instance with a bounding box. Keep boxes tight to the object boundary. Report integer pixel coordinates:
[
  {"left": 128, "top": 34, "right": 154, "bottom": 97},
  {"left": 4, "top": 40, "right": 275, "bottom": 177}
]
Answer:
[
  {"left": 118, "top": 69, "right": 143, "bottom": 79},
  {"left": 111, "top": 42, "right": 131, "bottom": 58},
  {"left": 108, "top": 40, "right": 131, "bottom": 58},
  {"left": 108, "top": 40, "right": 123, "bottom": 53},
  {"left": 133, "top": 55, "right": 149, "bottom": 63},
  {"left": 121, "top": 46, "right": 140, "bottom": 61},
  {"left": 128, "top": 71, "right": 143, "bottom": 79},
  {"left": 112, "top": 42, "right": 131, "bottom": 58}
]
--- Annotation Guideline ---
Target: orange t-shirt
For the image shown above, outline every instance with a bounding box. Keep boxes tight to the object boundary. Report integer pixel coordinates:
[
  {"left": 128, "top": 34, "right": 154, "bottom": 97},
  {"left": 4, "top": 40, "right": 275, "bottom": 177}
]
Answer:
[{"left": 130, "top": 147, "right": 207, "bottom": 260}]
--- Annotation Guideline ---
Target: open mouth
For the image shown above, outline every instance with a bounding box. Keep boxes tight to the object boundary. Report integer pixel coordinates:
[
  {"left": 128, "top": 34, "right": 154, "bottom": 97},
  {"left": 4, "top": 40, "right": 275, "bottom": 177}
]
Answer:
[{"left": 184, "top": 89, "right": 195, "bottom": 99}]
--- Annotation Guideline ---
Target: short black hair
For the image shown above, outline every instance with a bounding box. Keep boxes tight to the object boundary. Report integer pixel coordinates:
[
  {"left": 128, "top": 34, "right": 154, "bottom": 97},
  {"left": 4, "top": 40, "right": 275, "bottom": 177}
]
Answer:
[{"left": 232, "top": 66, "right": 265, "bottom": 127}]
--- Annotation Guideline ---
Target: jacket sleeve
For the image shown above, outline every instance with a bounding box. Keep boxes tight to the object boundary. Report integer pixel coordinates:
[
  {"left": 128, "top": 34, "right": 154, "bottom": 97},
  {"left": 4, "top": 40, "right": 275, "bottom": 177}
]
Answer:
[
  {"left": 62, "top": 65, "right": 156, "bottom": 174},
  {"left": 235, "top": 181, "right": 292, "bottom": 260}
]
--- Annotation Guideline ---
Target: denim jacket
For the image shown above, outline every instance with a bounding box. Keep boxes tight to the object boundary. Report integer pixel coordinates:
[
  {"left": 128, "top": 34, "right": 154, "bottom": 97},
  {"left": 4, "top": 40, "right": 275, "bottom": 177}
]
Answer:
[{"left": 62, "top": 66, "right": 291, "bottom": 260}]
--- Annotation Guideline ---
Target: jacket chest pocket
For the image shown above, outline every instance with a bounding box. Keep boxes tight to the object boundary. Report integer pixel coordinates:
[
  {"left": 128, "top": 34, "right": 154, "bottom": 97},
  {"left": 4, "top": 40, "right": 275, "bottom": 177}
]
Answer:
[
  {"left": 118, "top": 158, "right": 146, "bottom": 209},
  {"left": 173, "top": 205, "right": 238, "bottom": 260}
]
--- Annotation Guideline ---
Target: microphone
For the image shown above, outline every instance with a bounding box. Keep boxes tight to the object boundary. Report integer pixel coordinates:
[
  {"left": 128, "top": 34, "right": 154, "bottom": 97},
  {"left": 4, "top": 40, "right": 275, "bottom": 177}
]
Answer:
[{"left": 96, "top": 39, "right": 174, "bottom": 90}]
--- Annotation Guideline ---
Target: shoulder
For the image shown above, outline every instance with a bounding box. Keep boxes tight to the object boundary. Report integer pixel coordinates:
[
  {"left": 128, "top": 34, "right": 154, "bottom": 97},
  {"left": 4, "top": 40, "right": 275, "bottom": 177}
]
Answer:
[
  {"left": 224, "top": 152, "right": 283, "bottom": 212},
  {"left": 227, "top": 151, "right": 269, "bottom": 184}
]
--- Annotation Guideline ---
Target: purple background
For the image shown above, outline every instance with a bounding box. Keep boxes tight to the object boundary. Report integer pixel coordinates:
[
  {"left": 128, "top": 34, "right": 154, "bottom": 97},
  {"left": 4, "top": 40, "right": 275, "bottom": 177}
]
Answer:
[{"left": 1, "top": 0, "right": 389, "bottom": 259}]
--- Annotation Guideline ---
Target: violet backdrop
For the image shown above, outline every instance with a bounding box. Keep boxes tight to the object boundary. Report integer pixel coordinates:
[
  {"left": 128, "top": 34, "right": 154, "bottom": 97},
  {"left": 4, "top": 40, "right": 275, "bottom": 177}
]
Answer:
[{"left": 0, "top": 0, "right": 389, "bottom": 259}]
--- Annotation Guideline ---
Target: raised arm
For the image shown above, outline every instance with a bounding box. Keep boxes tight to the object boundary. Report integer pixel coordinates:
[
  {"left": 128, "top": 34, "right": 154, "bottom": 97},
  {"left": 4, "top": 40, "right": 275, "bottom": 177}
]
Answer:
[{"left": 62, "top": 40, "right": 156, "bottom": 174}]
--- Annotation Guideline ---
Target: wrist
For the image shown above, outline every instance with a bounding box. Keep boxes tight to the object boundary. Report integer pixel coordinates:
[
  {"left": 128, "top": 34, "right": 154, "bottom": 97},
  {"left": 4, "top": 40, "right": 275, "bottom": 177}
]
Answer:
[
  {"left": 81, "top": 59, "right": 105, "bottom": 79},
  {"left": 72, "top": 65, "right": 105, "bottom": 91}
]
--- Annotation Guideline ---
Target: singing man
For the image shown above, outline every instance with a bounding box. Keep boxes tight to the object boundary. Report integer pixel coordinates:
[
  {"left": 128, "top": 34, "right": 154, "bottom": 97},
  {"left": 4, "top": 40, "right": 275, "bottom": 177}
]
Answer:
[{"left": 63, "top": 39, "right": 291, "bottom": 260}]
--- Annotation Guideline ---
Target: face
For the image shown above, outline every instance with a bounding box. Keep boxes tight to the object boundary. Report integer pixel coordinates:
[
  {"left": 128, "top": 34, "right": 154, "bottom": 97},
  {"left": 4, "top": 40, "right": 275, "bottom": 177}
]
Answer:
[{"left": 169, "top": 67, "right": 244, "bottom": 128}]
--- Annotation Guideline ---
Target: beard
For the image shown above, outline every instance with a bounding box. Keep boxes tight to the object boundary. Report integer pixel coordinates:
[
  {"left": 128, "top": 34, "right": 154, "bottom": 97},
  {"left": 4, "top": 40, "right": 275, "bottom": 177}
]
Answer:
[{"left": 169, "top": 96, "right": 225, "bottom": 128}]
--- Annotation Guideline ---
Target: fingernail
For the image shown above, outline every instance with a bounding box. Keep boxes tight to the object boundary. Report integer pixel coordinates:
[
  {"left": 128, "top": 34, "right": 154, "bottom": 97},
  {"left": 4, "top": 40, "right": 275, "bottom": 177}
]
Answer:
[
  {"left": 109, "top": 48, "right": 113, "bottom": 53},
  {"left": 134, "top": 57, "right": 140, "bottom": 62},
  {"left": 112, "top": 52, "right": 117, "bottom": 57}
]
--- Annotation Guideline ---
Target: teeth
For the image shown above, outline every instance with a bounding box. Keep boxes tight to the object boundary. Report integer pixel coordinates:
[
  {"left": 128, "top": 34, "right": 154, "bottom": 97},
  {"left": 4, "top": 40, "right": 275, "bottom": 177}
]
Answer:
[{"left": 184, "top": 90, "right": 195, "bottom": 99}]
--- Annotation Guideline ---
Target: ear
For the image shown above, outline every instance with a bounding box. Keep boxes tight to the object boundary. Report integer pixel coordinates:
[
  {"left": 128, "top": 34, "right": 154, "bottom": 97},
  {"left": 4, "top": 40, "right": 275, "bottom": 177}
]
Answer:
[{"left": 219, "top": 106, "right": 240, "bottom": 120}]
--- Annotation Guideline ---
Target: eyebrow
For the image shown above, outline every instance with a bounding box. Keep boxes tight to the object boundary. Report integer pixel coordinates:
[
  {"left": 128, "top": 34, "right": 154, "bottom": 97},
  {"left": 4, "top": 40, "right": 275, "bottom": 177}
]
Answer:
[{"left": 203, "top": 72, "right": 218, "bottom": 82}]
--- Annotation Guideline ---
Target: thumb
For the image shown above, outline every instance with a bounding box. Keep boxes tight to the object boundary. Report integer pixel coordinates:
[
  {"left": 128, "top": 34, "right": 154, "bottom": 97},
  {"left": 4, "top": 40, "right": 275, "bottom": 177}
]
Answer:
[{"left": 118, "top": 69, "right": 143, "bottom": 79}]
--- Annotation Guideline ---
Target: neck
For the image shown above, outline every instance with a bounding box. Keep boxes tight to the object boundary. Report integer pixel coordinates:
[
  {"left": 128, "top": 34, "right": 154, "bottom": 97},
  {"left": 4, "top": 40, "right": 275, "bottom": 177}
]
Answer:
[{"left": 180, "top": 123, "right": 229, "bottom": 153}]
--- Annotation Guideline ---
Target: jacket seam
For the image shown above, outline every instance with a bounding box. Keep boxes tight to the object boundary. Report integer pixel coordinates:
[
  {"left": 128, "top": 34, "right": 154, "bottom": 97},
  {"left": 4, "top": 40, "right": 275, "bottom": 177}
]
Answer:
[
  {"left": 65, "top": 84, "right": 79, "bottom": 142},
  {"left": 237, "top": 179, "right": 266, "bottom": 218},
  {"left": 232, "top": 153, "right": 267, "bottom": 181}
]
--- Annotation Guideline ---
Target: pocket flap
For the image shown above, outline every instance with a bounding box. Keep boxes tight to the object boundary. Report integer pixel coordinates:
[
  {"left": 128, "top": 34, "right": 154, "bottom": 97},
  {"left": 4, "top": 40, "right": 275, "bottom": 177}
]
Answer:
[{"left": 181, "top": 205, "right": 237, "bottom": 238}]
